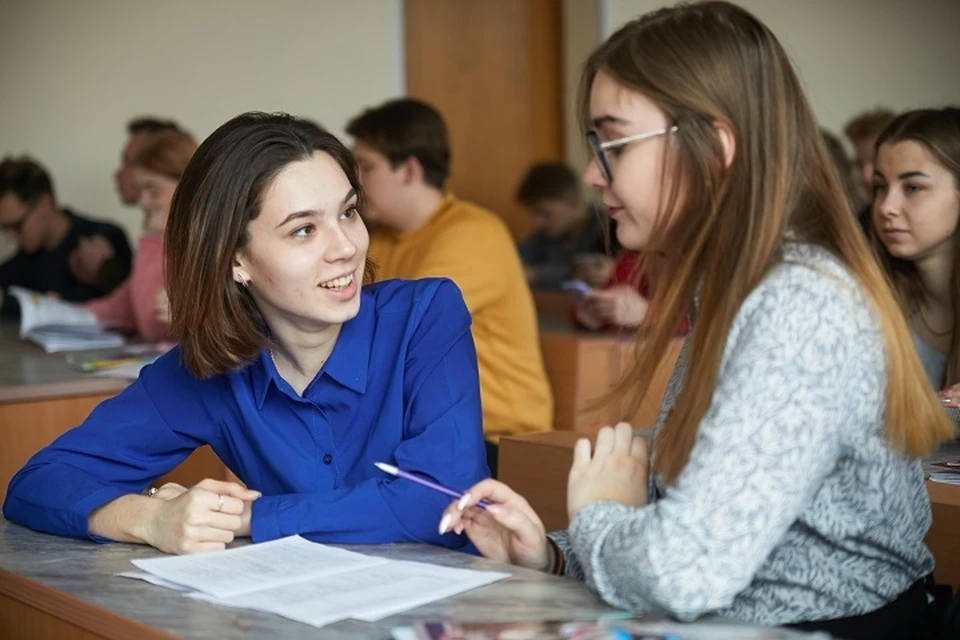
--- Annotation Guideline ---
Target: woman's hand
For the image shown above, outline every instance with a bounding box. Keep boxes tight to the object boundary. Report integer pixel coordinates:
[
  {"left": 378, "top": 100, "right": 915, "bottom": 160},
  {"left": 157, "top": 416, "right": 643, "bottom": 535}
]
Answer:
[
  {"left": 938, "top": 383, "right": 960, "bottom": 407},
  {"left": 141, "top": 479, "right": 260, "bottom": 554},
  {"left": 567, "top": 423, "right": 649, "bottom": 519},
  {"left": 581, "top": 287, "right": 649, "bottom": 329},
  {"left": 438, "top": 479, "right": 552, "bottom": 572}
]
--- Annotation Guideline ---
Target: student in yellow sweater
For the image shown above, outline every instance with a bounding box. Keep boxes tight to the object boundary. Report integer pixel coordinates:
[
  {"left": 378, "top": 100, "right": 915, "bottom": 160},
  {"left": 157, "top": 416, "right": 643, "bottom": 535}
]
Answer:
[{"left": 347, "top": 99, "right": 553, "bottom": 475}]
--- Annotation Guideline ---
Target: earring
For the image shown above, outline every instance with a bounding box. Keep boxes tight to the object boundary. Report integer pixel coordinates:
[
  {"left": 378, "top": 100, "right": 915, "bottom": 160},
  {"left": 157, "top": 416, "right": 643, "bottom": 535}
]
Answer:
[{"left": 235, "top": 276, "right": 250, "bottom": 288}]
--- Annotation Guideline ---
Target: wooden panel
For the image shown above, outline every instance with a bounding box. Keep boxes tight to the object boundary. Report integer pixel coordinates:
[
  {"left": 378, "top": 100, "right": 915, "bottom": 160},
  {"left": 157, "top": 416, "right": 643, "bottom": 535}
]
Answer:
[
  {"left": 405, "top": 0, "right": 563, "bottom": 239},
  {"left": 926, "top": 481, "right": 960, "bottom": 590},
  {"left": 538, "top": 331, "right": 681, "bottom": 436},
  {"left": 0, "top": 394, "right": 231, "bottom": 505},
  {"left": 499, "top": 430, "right": 581, "bottom": 531},
  {"left": 0, "top": 569, "right": 176, "bottom": 640},
  {"left": 0, "top": 393, "right": 117, "bottom": 505}
]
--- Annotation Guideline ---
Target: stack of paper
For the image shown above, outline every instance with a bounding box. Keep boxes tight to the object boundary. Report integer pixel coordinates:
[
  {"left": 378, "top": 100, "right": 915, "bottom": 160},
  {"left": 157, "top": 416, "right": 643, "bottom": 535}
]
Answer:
[
  {"left": 121, "top": 535, "right": 510, "bottom": 629},
  {"left": 929, "top": 460, "right": 960, "bottom": 485},
  {"left": 9, "top": 286, "right": 124, "bottom": 352}
]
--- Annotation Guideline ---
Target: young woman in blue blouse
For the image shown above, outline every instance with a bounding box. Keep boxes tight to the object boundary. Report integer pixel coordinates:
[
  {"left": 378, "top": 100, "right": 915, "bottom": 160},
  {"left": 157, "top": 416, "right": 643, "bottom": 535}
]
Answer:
[{"left": 3, "top": 113, "right": 489, "bottom": 554}]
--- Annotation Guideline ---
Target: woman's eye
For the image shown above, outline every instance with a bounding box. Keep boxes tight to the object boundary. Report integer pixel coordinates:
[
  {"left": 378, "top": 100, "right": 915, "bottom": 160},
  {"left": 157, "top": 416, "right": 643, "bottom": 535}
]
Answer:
[
  {"left": 904, "top": 184, "right": 924, "bottom": 195},
  {"left": 341, "top": 205, "right": 360, "bottom": 220},
  {"left": 292, "top": 224, "right": 315, "bottom": 238}
]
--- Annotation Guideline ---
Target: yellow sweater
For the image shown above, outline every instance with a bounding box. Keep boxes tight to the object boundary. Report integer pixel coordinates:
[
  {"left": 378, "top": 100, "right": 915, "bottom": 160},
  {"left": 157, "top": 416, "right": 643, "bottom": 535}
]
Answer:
[{"left": 368, "top": 195, "right": 553, "bottom": 441}]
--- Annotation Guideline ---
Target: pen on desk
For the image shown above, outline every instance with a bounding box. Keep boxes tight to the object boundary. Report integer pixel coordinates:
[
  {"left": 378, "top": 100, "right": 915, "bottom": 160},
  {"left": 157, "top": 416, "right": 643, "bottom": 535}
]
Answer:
[
  {"left": 79, "top": 357, "right": 145, "bottom": 372},
  {"left": 374, "top": 462, "right": 490, "bottom": 509}
]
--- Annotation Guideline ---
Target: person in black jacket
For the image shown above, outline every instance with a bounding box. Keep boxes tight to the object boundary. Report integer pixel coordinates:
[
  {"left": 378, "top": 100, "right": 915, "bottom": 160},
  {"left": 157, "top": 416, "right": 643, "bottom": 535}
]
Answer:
[{"left": 0, "top": 156, "right": 131, "bottom": 316}]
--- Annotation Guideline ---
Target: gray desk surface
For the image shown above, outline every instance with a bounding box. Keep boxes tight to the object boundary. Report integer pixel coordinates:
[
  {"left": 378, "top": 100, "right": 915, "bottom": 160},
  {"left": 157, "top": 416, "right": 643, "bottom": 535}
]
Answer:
[
  {"left": 0, "top": 518, "right": 617, "bottom": 639},
  {"left": 0, "top": 319, "right": 129, "bottom": 403}
]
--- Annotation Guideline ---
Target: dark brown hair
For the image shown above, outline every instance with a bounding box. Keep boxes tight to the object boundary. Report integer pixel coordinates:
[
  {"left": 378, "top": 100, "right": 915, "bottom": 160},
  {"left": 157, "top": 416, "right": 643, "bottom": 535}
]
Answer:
[
  {"left": 516, "top": 163, "right": 582, "bottom": 204},
  {"left": 821, "top": 129, "right": 859, "bottom": 211},
  {"left": 844, "top": 108, "right": 896, "bottom": 144},
  {"left": 580, "top": 2, "right": 952, "bottom": 480},
  {"left": 166, "top": 112, "right": 374, "bottom": 378},
  {"left": 346, "top": 98, "right": 450, "bottom": 189},
  {"left": 872, "top": 107, "right": 960, "bottom": 386},
  {"left": 132, "top": 131, "right": 197, "bottom": 181},
  {"left": 0, "top": 156, "right": 55, "bottom": 202}
]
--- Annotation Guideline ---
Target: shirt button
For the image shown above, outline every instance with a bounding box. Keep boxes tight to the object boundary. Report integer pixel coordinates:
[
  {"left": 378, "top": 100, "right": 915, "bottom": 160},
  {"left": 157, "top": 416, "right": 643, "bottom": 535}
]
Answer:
[{"left": 322, "top": 454, "right": 333, "bottom": 465}]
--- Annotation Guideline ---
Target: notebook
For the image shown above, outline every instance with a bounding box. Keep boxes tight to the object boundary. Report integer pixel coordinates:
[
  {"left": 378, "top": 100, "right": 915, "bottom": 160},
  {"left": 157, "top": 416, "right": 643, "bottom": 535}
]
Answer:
[{"left": 9, "top": 286, "right": 124, "bottom": 352}]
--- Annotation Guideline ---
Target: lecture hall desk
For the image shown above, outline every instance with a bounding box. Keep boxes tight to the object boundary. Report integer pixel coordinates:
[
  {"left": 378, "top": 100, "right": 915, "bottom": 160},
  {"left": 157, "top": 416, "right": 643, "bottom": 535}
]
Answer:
[
  {"left": 0, "top": 518, "right": 618, "bottom": 640},
  {"left": 0, "top": 320, "right": 229, "bottom": 505},
  {"left": 537, "top": 317, "right": 682, "bottom": 436},
  {"left": 500, "top": 432, "right": 960, "bottom": 591}
]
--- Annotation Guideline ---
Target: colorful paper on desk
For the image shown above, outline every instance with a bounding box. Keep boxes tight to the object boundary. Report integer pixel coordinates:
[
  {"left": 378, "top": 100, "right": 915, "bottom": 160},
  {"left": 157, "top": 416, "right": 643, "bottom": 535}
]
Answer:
[
  {"left": 393, "top": 618, "right": 829, "bottom": 639},
  {"left": 9, "top": 286, "right": 124, "bottom": 352},
  {"left": 121, "top": 535, "right": 510, "bottom": 629}
]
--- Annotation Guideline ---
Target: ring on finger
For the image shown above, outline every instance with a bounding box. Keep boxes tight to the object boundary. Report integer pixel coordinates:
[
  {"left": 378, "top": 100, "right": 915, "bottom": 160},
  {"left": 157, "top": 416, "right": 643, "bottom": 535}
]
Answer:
[{"left": 217, "top": 494, "right": 225, "bottom": 511}]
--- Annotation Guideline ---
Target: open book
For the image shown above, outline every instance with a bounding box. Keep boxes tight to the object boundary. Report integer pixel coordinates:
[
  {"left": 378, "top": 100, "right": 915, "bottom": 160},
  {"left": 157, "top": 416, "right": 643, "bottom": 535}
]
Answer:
[
  {"left": 9, "top": 286, "right": 124, "bottom": 352},
  {"left": 120, "top": 535, "right": 510, "bottom": 629}
]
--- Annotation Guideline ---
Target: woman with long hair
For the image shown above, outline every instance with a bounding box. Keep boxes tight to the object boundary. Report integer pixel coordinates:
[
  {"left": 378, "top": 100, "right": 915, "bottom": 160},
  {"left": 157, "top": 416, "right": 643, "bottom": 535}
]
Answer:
[{"left": 440, "top": 3, "right": 952, "bottom": 637}]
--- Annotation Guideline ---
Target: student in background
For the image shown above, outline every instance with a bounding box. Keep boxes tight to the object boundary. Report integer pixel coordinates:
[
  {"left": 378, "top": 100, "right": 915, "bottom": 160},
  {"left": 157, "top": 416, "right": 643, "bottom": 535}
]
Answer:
[
  {"left": 347, "top": 99, "right": 553, "bottom": 477},
  {"left": 573, "top": 251, "right": 688, "bottom": 335},
  {"left": 84, "top": 131, "right": 197, "bottom": 342},
  {"left": 871, "top": 107, "right": 960, "bottom": 415},
  {"left": 3, "top": 113, "right": 488, "bottom": 554},
  {"left": 69, "top": 117, "right": 184, "bottom": 292},
  {"left": 0, "top": 157, "right": 131, "bottom": 316},
  {"left": 845, "top": 108, "right": 896, "bottom": 231},
  {"left": 115, "top": 117, "right": 182, "bottom": 207},
  {"left": 516, "top": 162, "right": 617, "bottom": 289},
  {"left": 440, "top": 3, "right": 953, "bottom": 637}
]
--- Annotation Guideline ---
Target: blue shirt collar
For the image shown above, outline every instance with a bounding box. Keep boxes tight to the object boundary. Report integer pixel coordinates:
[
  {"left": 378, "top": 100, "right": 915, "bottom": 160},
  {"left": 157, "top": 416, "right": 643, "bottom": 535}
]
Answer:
[{"left": 252, "top": 288, "right": 374, "bottom": 407}]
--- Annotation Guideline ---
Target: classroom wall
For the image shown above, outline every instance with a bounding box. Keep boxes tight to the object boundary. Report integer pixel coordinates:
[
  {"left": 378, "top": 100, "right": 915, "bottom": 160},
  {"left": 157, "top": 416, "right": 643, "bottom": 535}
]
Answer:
[
  {"left": 602, "top": 0, "right": 960, "bottom": 140},
  {"left": 0, "top": 0, "right": 403, "bottom": 260}
]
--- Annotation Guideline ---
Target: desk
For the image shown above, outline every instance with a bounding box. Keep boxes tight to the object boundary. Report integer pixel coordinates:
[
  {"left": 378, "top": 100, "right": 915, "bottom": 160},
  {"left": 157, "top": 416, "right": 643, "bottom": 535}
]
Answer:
[
  {"left": 0, "top": 321, "right": 229, "bottom": 503},
  {"left": 0, "top": 519, "right": 616, "bottom": 639},
  {"left": 500, "top": 432, "right": 960, "bottom": 590},
  {"left": 538, "top": 319, "right": 681, "bottom": 435}
]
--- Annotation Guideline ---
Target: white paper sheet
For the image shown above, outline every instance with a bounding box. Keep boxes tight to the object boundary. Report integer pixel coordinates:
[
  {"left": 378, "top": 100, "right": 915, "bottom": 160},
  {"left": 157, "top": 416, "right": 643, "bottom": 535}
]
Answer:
[
  {"left": 131, "top": 535, "right": 388, "bottom": 599},
  {"left": 123, "top": 535, "right": 511, "bottom": 629}
]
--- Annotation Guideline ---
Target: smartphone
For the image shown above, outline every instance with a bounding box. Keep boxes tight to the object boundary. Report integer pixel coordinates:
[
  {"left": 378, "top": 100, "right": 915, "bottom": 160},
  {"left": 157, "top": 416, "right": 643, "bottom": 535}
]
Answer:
[{"left": 561, "top": 280, "right": 593, "bottom": 299}]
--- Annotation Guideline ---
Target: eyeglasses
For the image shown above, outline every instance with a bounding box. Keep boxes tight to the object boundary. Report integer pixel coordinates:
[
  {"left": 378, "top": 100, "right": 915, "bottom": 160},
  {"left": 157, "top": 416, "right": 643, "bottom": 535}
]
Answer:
[
  {"left": 1, "top": 201, "right": 38, "bottom": 234},
  {"left": 587, "top": 125, "right": 679, "bottom": 182}
]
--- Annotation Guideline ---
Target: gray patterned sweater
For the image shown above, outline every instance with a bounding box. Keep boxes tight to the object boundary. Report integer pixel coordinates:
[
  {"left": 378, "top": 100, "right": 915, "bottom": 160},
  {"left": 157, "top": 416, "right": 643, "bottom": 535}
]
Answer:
[{"left": 549, "top": 243, "right": 933, "bottom": 626}]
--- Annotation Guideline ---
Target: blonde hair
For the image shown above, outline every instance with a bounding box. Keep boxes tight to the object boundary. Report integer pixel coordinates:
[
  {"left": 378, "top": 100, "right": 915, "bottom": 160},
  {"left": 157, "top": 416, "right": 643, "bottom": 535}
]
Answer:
[{"left": 581, "top": 2, "right": 952, "bottom": 481}]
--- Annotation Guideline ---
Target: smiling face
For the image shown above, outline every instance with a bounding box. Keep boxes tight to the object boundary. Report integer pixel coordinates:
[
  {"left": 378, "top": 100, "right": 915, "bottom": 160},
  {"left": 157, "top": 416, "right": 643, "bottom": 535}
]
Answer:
[
  {"left": 581, "top": 71, "right": 675, "bottom": 251},
  {"left": 233, "top": 151, "right": 370, "bottom": 333},
  {"left": 873, "top": 140, "right": 960, "bottom": 264}
]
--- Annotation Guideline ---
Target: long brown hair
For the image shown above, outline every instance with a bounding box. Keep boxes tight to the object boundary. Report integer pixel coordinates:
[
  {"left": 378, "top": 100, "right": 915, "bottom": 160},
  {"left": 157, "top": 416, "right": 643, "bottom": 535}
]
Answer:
[
  {"left": 581, "top": 2, "right": 952, "bottom": 481},
  {"left": 166, "top": 112, "right": 375, "bottom": 378},
  {"left": 872, "top": 107, "right": 960, "bottom": 387}
]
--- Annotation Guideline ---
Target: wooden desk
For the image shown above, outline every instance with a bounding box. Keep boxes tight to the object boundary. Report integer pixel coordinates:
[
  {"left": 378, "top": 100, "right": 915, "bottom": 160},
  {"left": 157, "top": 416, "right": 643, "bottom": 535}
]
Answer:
[
  {"left": 532, "top": 290, "right": 573, "bottom": 320},
  {"left": 538, "top": 319, "right": 681, "bottom": 436},
  {"left": 0, "top": 321, "right": 229, "bottom": 503},
  {"left": 500, "top": 432, "right": 960, "bottom": 590},
  {"left": 0, "top": 518, "right": 616, "bottom": 639}
]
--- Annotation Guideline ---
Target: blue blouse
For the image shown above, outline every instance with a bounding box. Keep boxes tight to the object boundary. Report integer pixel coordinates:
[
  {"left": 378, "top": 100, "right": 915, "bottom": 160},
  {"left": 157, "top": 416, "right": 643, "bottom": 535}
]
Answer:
[{"left": 3, "top": 278, "right": 489, "bottom": 548}]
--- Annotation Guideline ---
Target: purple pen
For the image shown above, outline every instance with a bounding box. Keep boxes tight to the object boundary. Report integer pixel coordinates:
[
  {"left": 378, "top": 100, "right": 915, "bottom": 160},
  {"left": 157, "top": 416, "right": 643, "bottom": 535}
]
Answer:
[{"left": 374, "top": 462, "right": 490, "bottom": 509}]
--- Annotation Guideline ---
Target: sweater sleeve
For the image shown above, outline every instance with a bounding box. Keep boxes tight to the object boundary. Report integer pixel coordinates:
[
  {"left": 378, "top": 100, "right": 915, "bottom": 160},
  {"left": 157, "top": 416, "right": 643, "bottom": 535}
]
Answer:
[{"left": 563, "top": 265, "right": 874, "bottom": 620}]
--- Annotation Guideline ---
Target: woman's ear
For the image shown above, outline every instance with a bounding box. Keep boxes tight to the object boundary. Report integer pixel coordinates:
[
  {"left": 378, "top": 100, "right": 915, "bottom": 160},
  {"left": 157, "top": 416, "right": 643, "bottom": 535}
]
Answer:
[
  {"left": 713, "top": 120, "right": 737, "bottom": 168},
  {"left": 232, "top": 254, "right": 250, "bottom": 287}
]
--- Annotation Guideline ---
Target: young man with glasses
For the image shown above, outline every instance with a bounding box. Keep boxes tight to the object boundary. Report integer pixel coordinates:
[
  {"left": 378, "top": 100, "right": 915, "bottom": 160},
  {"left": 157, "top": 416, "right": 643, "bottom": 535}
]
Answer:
[
  {"left": 347, "top": 99, "right": 553, "bottom": 477},
  {"left": 0, "top": 157, "right": 132, "bottom": 316}
]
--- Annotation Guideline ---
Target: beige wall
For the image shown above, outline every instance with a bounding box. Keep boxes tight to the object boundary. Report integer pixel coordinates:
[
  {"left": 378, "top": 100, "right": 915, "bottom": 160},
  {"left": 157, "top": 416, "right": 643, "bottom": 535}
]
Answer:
[
  {"left": 0, "top": 0, "right": 403, "bottom": 259},
  {"left": 602, "top": 0, "right": 960, "bottom": 137}
]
